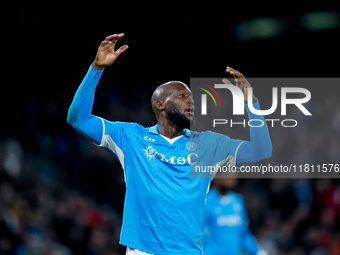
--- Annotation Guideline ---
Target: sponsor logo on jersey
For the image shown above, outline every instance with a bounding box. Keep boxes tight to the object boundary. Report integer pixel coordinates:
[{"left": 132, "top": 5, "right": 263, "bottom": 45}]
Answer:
[
  {"left": 143, "top": 145, "right": 198, "bottom": 165},
  {"left": 143, "top": 145, "right": 157, "bottom": 160}
]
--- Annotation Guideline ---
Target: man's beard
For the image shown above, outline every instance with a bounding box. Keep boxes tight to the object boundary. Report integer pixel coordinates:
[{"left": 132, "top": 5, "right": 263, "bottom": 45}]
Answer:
[{"left": 167, "top": 104, "right": 196, "bottom": 129}]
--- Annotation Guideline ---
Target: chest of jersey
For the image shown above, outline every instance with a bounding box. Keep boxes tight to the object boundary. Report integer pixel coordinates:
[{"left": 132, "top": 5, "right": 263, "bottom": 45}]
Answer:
[{"left": 127, "top": 133, "right": 194, "bottom": 170}]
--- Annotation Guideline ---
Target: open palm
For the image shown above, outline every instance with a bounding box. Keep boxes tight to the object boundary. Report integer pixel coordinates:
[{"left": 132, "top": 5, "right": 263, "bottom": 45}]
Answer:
[{"left": 93, "top": 34, "right": 128, "bottom": 70}]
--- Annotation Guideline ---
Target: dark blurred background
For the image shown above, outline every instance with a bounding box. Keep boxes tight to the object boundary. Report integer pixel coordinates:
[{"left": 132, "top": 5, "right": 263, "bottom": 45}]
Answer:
[{"left": 1, "top": 3, "right": 340, "bottom": 255}]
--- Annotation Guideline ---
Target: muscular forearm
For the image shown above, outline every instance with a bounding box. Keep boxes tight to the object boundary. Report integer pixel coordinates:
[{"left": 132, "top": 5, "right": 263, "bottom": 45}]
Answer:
[
  {"left": 237, "top": 100, "right": 272, "bottom": 164},
  {"left": 67, "top": 65, "right": 104, "bottom": 143}
]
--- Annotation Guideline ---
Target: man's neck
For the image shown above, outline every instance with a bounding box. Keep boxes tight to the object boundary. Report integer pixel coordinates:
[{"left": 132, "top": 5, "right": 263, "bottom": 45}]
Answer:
[
  {"left": 215, "top": 186, "right": 230, "bottom": 196},
  {"left": 157, "top": 119, "right": 185, "bottom": 139}
]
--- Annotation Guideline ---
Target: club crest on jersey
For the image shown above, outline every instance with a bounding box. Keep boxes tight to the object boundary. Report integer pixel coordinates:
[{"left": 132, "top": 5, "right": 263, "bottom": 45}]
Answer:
[
  {"left": 186, "top": 142, "right": 197, "bottom": 151},
  {"left": 143, "top": 145, "right": 157, "bottom": 160}
]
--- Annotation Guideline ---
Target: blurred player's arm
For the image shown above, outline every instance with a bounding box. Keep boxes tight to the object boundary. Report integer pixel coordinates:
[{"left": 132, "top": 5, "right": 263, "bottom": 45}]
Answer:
[
  {"left": 223, "top": 67, "right": 272, "bottom": 164},
  {"left": 238, "top": 195, "right": 267, "bottom": 255},
  {"left": 67, "top": 34, "right": 128, "bottom": 144},
  {"left": 241, "top": 228, "right": 267, "bottom": 255}
]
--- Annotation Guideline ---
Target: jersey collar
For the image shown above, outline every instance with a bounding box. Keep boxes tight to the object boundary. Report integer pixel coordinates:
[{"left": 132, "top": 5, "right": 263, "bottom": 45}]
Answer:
[{"left": 149, "top": 124, "right": 191, "bottom": 137}]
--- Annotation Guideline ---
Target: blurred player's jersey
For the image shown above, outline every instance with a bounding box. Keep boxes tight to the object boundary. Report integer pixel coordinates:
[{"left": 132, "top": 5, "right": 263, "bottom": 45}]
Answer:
[
  {"left": 98, "top": 120, "right": 243, "bottom": 255},
  {"left": 205, "top": 188, "right": 262, "bottom": 255}
]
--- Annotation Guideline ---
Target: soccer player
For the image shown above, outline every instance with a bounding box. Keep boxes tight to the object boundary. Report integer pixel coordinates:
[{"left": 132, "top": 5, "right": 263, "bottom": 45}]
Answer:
[
  {"left": 67, "top": 33, "right": 272, "bottom": 255},
  {"left": 205, "top": 176, "right": 267, "bottom": 255}
]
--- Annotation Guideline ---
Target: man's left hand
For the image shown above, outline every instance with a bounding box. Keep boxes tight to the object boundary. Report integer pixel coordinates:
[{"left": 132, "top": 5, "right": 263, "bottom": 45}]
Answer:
[{"left": 223, "top": 66, "right": 257, "bottom": 104}]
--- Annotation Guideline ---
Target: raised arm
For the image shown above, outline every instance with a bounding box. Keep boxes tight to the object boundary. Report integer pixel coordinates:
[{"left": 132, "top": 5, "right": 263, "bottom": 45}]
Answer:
[
  {"left": 67, "top": 34, "right": 128, "bottom": 144},
  {"left": 223, "top": 67, "right": 272, "bottom": 164}
]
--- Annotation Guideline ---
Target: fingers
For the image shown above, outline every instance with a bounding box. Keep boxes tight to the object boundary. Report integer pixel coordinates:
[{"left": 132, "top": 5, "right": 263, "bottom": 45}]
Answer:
[
  {"left": 99, "top": 33, "right": 128, "bottom": 53},
  {"left": 115, "top": 45, "right": 129, "bottom": 56},
  {"left": 105, "top": 33, "right": 124, "bottom": 44},
  {"left": 222, "top": 78, "right": 232, "bottom": 84},
  {"left": 99, "top": 33, "right": 125, "bottom": 49},
  {"left": 226, "top": 66, "right": 244, "bottom": 79},
  {"left": 99, "top": 40, "right": 110, "bottom": 48},
  {"left": 225, "top": 66, "right": 255, "bottom": 102},
  {"left": 226, "top": 66, "right": 249, "bottom": 86}
]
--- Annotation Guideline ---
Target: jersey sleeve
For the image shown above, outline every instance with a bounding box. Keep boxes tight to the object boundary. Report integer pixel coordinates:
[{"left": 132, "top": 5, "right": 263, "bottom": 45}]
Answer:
[
  {"left": 68, "top": 65, "right": 140, "bottom": 168},
  {"left": 195, "top": 99, "right": 272, "bottom": 168},
  {"left": 97, "top": 120, "right": 138, "bottom": 169},
  {"left": 236, "top": 100, "right": 272, "bottom": 165},
  {"left": 201, "top": 131, "right": 245, "bottom": 168},
  {"left": 67, "top": 65, "right": 104, "bottom": 144}
]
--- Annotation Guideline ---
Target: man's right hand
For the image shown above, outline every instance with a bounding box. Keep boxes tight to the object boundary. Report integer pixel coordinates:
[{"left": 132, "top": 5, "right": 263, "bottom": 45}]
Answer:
[{"left": 92, "top": 33, "right": 128, "bottom": 71}]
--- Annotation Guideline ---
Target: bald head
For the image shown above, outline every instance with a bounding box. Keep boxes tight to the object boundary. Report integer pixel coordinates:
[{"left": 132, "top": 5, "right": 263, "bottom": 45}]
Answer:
[{"left": 151, "top": 81, "right": 189, "bottom": 113}]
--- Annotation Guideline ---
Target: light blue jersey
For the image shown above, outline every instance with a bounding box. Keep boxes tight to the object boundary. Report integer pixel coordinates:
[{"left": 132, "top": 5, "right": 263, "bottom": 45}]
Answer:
[
  {"left": 67, "top": 66, "right": 272, "bottom": 255},
  {"left": 205, "top": 188, "right": 263, "bottom": 255},
  {"left": 98, "top": 120, "right": 243, "bottom": 254}
]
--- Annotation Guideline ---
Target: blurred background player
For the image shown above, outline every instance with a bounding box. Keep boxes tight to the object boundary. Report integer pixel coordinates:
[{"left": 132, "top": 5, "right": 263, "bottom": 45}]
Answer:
[{"left": 205, "top": 173, "right": 267, "bottom": 255}]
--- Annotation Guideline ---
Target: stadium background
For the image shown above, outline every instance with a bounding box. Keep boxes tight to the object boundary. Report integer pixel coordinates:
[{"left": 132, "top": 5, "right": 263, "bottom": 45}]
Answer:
[{"left": 2, "top": 3, "right": 340, "bottom": 254}]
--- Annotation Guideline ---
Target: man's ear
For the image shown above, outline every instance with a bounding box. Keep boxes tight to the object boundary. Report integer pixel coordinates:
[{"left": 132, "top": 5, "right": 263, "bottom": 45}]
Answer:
[{"left": 156, "top": 100, "right": 165, "bottom": 111}]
